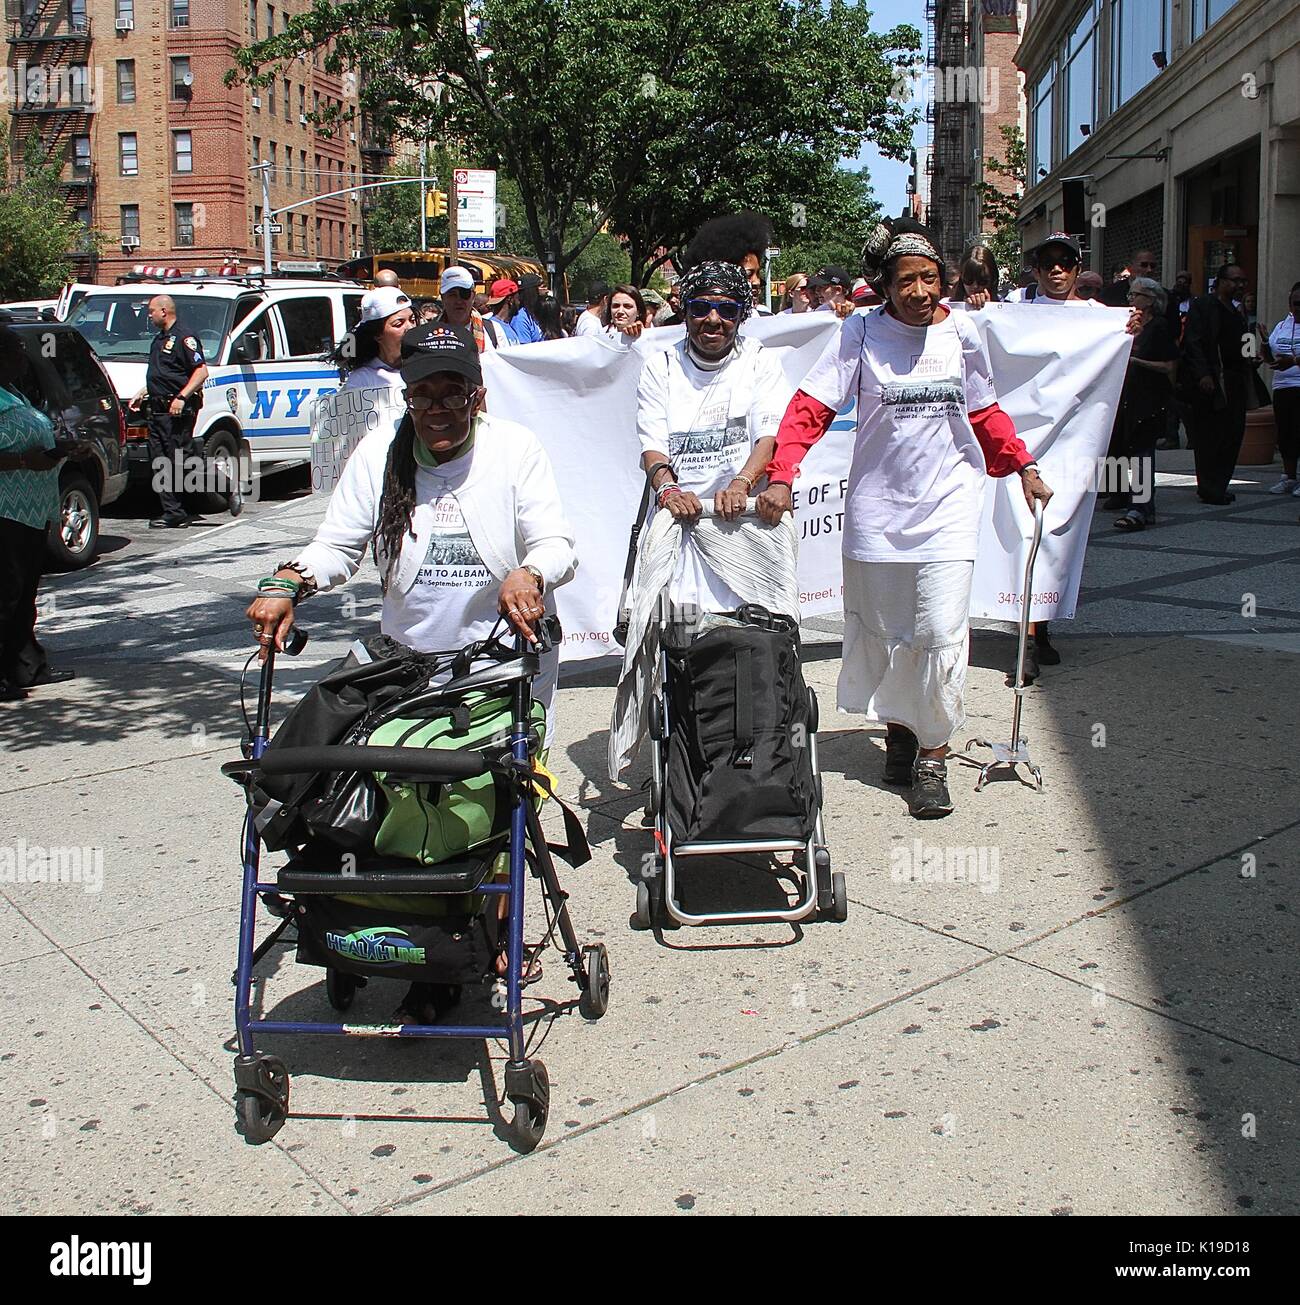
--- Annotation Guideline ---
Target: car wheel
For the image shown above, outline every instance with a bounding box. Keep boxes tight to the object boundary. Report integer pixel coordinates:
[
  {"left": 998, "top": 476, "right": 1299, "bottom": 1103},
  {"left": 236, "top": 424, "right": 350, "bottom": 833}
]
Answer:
[
  {"left": 201, "top": 432, "right": 242, "bottom": 515},
  {"left": 46, "top": 471, "right": 99, "bottom": 570}
]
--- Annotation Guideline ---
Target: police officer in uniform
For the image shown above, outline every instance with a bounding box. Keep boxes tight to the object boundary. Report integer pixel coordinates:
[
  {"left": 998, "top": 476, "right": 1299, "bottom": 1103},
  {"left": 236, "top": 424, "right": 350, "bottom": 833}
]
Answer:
[{"left": 130, "top": 294, "right": 208, "bottom": 528}]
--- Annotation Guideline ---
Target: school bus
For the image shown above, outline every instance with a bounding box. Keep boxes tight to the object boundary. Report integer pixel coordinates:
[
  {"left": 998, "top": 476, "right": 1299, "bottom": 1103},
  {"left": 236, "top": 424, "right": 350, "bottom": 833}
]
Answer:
[{"left": 337, "top": 250, "right": 549, "bottom": 298}]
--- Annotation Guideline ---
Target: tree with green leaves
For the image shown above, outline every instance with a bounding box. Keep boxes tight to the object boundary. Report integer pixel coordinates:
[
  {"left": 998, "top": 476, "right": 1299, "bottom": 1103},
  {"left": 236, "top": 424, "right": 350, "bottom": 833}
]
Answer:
[
  {"left": 0, "top": 127, "right": 98, "bottom": 300},
  {"left": 973, "top": 124, "right": 1026, "bottom": 282},
  {"left": 230, "top": 0, "right": 919, "bottom": 294}
]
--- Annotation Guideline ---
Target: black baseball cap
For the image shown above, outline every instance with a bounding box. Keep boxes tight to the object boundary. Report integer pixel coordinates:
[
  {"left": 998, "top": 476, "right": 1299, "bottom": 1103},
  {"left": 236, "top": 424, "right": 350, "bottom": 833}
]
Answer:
[
  {"left": 1033, "top": 232, "right": 1082, "bottom": 265},
  {"left": 399, "top": 323, "right": 482, "bottom": 387},
  {"left": 815, "top": 265, "right": 852, "bottom": 289}
]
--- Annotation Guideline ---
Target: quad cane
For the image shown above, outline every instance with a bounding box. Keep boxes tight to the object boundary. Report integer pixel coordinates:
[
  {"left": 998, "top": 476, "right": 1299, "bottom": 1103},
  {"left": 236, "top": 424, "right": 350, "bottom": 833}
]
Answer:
[{"left": 960, "top": 497, "right": 1046, "bottom": 792}]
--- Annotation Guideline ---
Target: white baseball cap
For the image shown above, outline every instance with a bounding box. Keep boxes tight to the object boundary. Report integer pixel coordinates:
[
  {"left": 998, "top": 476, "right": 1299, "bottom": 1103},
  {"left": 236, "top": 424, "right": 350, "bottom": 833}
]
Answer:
[
  {"left": 358, "top": 286, "right": 412, "bottom": 324},
  {"left": 440, "top": 265, "right": 475, "bottom": 294}
]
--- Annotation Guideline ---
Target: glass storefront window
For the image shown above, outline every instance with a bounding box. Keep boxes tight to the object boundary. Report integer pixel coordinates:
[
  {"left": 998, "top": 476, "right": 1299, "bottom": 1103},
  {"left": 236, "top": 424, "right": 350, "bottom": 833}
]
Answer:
[
  {"left": 1111, "top": 0, "right": 1169, "bottom": 110},
  {"left": 1032, "top": 67, "right": 1054, "bottom": 181},
  {"left": 1062, "top": 3, "right": 1098, "bottom": 157},
  {"left": 1192, "top": 0, "right": 1241, "bottom": 42}
]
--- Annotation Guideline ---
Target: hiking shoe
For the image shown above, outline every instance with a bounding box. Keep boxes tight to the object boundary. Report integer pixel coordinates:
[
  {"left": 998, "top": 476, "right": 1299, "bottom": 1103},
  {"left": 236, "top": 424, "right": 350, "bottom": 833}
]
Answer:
[
  {"left": 883, "top": 725, "right": 919, "bottom": 786},
  {"left": 909, "top": 758, "right": 954, "bottom": 819},
  {"left": 1269, "top": 477, "right": 1299, "bottom": 495}
]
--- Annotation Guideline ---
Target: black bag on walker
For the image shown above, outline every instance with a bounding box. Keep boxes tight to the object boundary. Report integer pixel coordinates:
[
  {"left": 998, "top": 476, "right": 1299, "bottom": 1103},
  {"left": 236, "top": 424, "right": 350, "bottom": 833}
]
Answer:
[{"left": 665, "top": 606, "right": 817, "bottom": 843}]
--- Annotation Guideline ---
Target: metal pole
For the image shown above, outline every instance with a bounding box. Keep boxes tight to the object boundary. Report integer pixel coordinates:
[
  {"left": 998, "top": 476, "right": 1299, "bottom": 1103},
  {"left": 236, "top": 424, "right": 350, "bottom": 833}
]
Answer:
[
  {"left": 419, "top": 136, "right": 428, "bottom": 253},
  {"left": 260, "top": 161, "right": 272, "bottom": 274},
  {"left": 764, "top": 249, "right": 773, "bottom": 313},
  {"left": 448, "top": 167, "right": 458, "bottom": 256}
]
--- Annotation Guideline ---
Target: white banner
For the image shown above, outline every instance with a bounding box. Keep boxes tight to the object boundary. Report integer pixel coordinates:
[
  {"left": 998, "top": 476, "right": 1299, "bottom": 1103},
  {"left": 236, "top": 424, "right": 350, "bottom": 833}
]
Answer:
[{"left": 311, "top": 308, "right": 1132, "bottom": 660}]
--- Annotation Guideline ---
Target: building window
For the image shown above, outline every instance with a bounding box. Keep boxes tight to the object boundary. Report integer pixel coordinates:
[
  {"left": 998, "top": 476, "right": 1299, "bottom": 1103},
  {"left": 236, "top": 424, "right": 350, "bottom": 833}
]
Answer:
[
  {"left": 1111, "top": 0, "right": 1169, "bottom": 110},
  {"left": 174, "top": 130, "right": 192, "bottom": 174},
  {"left": 120, "top": 204, "right": 140, "bottom": 241},
  {"left": 69, "top": 0, "right": 87, "bottom": 30},
  {"left": 283, "top": 78, "right": 291, "bottom": 122},
  {"left": 299, "top": 149, "right": 307, "bottom": 190},
  {"left": 266, "top": 5, "right": 274, "bottom": 44},
  {"left": 249, "top": 0, "right": 257, "bottom": 38},
  {"left": 72, "top": 135, "right": 91, "bottom": 176},
  {"left": 170, "top": 0, "right": 189, "bottom": 28},
  {"left": 1191, "top": 0, "right": 1241, "bottom": 41},
  {"left": 268, "top": 140, "right": 277, "bottom": 182},
  {"left": 267, "top": 79, "right": 275, "bottom": 116},
  {"left": 68, "top": 63, "right": 90, "bottom": 105},
  {"left": 116, "top": 60, "right": 135, "bottom": 104},
  {"left": 298, "top": 85, "right": 305, "bottom": 120},
  {"left": 171, "top": 57, "right": 191, "bottom": 99},
  {"left": 175, "top": 203, "right": 195, "bottom": 248},
  {"left": 1061, "top": 2, "right": 1099, "bottom": 159},
  {"left": 119, "top": 133, "right": 138, "bottom": 177},
  {"left": 1031, "top": 67, "right": 1054, "bottom": 182},
  {"left": 116, "top": 0, "right": 135, "bottom": 24}
]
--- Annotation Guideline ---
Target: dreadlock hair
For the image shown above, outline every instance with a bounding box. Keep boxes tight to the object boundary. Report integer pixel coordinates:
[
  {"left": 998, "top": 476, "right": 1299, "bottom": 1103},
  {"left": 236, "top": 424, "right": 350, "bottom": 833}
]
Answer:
[
  {"left": 681, "top": 211, "right": 773, "bottom": 271},
  {"left": 373, "top": 414, "right": 419, "bottom": 590}
]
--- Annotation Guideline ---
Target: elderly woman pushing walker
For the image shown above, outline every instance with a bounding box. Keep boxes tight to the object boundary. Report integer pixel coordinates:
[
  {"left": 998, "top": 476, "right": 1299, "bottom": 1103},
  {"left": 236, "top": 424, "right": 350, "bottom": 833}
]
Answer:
[{"left": 757, "top": 219, "right": 1053, "bottom": 818}]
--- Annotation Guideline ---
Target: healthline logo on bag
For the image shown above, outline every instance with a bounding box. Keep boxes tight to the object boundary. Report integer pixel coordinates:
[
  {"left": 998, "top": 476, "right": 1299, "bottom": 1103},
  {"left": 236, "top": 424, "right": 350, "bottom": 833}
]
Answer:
[{"left": 325, "top": 926, "right": 426, "bottom": 966}]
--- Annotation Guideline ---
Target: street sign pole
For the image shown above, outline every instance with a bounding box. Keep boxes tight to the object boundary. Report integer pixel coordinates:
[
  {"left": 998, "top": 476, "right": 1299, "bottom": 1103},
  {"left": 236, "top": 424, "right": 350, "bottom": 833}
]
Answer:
[
  {"left": 449, "top": 167, "right": 458, "bottom": 258},
  {"left": 261, "top": 161, "right": 273, "bottom": 275}
]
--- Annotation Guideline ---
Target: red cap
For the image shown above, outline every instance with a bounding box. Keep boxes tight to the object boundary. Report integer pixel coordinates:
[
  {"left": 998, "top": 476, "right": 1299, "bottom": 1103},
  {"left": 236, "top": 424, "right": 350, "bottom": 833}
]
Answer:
[{"left": 487, "top": 278, "right": 519, "bottom": 303}]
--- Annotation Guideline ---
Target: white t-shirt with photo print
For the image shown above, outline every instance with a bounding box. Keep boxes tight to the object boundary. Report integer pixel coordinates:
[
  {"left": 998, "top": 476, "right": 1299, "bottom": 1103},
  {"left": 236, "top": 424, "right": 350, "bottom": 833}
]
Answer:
[
  {"left": 799, "top": 305, "right": 997, "bottom": 563},
  {"left": 636, "top": 334, "right": 787, "bottom": 611}
]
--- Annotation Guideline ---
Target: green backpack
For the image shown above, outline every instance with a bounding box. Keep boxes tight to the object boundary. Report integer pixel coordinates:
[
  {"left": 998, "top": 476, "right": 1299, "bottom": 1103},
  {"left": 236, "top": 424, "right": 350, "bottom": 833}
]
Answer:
[{"left": 368, "top": 691, "right": 546, "bottom": 866}]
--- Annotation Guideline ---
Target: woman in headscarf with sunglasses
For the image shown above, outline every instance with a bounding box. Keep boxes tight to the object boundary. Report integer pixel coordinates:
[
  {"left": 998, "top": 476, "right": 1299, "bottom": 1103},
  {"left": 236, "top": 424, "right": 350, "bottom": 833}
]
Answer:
[
  {"left": 756, "top": 218, "right": 1054, "bottom": 819},
  {"left": 634, "top": 258, "right": 789, "bottom": 620}
]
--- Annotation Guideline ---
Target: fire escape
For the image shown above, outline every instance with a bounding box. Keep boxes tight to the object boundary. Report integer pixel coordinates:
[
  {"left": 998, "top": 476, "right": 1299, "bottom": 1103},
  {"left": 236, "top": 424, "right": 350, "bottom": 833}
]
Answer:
[
  {"left": 929, "top": 0, "right": 969, "bottom": 268},
  {"left": 6, "top": 1, "right": 97, "bottom": 228}
]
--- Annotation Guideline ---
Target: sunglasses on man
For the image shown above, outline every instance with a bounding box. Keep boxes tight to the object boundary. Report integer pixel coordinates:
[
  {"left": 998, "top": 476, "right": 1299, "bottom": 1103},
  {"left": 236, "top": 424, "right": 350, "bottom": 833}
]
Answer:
[
  {"left": 1037, "top": 253, "right": 1078, "bottom": 272},
  {"left": 685, "top": 298, "right": 743, "bottom": 322},
  {"left": 444, "top": 287, "right": 473, "bottom": 300}
]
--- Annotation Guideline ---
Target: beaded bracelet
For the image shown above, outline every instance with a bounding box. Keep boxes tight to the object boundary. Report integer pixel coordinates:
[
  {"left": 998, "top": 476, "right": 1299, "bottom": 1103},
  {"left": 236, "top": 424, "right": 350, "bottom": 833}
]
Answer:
[
  {"left": 656, "top": 482, "right": 682, "bottom": 507},
  {"left": 731, "top": 472, "right": 755, "bottom": 491}
]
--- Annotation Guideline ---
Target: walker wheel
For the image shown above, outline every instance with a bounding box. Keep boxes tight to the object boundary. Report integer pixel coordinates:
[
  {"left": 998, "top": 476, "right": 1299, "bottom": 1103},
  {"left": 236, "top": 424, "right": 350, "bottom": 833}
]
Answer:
[
  {"left": 504, "top": 1059, "right": 549, "bottom": 1154},
  {"left": 578, "top": 943, "right": 610, "bottom": 1019},
  {"left": 234, "top": 1056, "right": 290, "bottom": 1144},
  {"left": 814, "top": 847, "right": 833, "bottom": 914},
  {"left": 631, "top": 880, "right": 653, "bottom": 931},
  {"left": 325, "top": 967, "right": 359, "bottom": 1011},
  {"left": 830, "top": 871, "right": 849, "bottom": 923}
]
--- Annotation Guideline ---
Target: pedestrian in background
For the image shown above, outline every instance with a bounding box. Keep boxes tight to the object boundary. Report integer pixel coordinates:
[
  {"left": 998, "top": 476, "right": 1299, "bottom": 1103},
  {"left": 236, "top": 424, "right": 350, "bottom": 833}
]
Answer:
[
  {"left": 950, "top": 245, "right": 999, "bottom": 309},
  {"left": 780, "top": 273, "right": 809, "bottom": 313},
  {"left": 1076, "top": 271, "right": 1104, "bottom": 301},
  {"left": 576, "top": 282, "right": 610, "bottom": 336},
  {"left": 510, "top": 275, "right": 547, "bottom": 344},
  {"left": 681, "top": 211, "right": 775, "bottom": 315},
  {"left": 331, "top": 286, "right": 415, "bottom": 391},
  {"left": 1112, "top": 277, "right": 1179, "bottom": 532},
  {"left": 438, "top": 265, "right": 499, "bottom": 353},
  {"left": 485, "top": 278, "right": 521, "bottom": 345},
  {"left": 0, "top": 326, "right": 73, "bottom": 699},
  {"left": 1264, "top": 281, "right": 1300, "bottom": 496},
  {"left": 1181, "top": 264, "right": 1252, "bottom": 505},
  {"left": 653, "top": 284, "right": 681, "bottom": 326},
  {"left": 603, "top": 284, "right": 648, "bottom": 342}
]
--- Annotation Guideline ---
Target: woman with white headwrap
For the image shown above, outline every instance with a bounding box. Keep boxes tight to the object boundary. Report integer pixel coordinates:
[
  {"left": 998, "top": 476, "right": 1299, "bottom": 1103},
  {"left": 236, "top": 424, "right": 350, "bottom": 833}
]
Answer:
[{"left": 757, "top": 219, "right": 1053, "bottom": 818}]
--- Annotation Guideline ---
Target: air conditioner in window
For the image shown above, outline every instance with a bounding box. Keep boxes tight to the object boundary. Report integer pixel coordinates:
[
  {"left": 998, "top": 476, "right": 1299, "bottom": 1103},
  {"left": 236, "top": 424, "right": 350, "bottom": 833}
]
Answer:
[
  {"left": 349, "top": 132, "right": 356, "bottom": 143},
  {"left": 115, "top": 18, "right": 133, "bottom": 32},
  {"left": 251, "top": 96, "right": 261, "bottom": 108},
  {"left": 122, "top": 235, "right": 141, "bottom": 248},
  {"left": 299, "top": 114, "right": 308, "bottom": 125}
]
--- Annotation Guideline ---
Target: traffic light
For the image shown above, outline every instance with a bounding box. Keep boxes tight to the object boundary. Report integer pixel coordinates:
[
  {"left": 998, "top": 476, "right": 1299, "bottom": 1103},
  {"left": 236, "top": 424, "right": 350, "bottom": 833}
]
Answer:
[{"left": 426, "top": 189, "right": 447, "bottom": 219}]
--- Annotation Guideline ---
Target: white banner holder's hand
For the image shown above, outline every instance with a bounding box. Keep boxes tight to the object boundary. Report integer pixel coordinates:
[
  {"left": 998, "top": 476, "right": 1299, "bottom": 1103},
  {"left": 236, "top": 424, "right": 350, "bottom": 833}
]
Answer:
[{"left": 958, "top": 498, "right": 1046, "bottom": 793}]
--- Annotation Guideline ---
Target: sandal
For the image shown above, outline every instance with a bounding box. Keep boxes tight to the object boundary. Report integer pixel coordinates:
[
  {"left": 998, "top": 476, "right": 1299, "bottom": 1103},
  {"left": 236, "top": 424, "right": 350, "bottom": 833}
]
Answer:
[
  {"left": 1114, "top": 510, "right": 1147, "bottom": 532},
  {"left": 493, "top": 950, "right": 543, "bottom": 987}
]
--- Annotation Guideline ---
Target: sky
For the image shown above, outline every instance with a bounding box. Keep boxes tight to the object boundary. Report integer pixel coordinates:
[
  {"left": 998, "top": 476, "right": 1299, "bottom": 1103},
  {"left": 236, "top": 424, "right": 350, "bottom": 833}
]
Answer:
[{"left": 848, "top": 0, "right": 927, "bottom": 215}]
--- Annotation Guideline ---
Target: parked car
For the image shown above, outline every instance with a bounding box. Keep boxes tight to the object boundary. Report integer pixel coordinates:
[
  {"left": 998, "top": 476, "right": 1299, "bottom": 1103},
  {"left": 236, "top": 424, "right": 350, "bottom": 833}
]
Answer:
[
  {"left": 67, "top": 270, "right": 364, "bottom": 494},
  {"left": 1, "top": 317, "right": 127, "bottom": 569}
]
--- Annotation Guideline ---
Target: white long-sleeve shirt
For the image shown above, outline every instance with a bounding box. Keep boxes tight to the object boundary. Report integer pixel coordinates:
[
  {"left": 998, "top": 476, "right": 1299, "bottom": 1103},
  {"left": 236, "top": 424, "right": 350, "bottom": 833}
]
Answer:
[{"left": 293, "top": 411, "right": 577, "bottom": 645}]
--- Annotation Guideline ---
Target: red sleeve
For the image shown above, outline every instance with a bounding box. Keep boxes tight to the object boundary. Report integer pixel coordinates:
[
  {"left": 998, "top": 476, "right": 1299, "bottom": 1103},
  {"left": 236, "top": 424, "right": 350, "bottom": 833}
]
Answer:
[
  {"left": 969, "top": 402, "right": 1034, "bottom": 478},
  {"left": 766, "top": 389, "right": 838, "bottom": 486}
]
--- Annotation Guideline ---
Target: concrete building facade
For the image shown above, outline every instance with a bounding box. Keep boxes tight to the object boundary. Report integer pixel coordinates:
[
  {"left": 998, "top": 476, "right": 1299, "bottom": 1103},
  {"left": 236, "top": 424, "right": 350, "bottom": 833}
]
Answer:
[
  {"left": 1016, "top": 0, "right": 1300, "bottom": 326},
  {"left": 5, "top": 0, "right": 366, "bottom": 281}
]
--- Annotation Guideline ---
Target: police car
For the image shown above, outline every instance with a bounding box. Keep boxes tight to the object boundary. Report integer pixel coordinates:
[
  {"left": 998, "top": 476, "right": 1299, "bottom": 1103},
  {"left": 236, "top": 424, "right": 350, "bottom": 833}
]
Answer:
[{"left": 66, "top": 265, "right": 363, "bottom": 490}]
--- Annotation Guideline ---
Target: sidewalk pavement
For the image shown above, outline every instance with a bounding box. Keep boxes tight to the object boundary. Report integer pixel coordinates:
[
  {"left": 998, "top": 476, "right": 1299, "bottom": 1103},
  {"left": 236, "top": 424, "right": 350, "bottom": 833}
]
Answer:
[{"left": 2, "top": 452, "right": 1297, "bottom": 1215}]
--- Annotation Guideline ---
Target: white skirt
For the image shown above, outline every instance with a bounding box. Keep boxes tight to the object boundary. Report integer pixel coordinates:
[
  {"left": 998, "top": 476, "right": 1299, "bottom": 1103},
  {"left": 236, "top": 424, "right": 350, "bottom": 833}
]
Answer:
[{"left": 838, "top": 558, "right": 973, "bottom": 749}]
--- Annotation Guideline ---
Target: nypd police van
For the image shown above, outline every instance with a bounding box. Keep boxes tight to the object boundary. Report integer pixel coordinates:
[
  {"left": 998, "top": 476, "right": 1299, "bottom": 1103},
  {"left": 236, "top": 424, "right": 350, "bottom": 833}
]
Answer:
[{"left": 66, "top": 268, "right": 364, "bottom": 490}]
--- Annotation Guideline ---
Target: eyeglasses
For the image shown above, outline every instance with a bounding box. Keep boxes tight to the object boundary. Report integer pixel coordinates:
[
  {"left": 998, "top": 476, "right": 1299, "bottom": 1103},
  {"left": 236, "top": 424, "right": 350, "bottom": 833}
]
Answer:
[
  {"left": 685, "top": 298, "right": 743, "bottom": 322},
  {"left": 443, "top": 287, "right": 473, "bottom": 300},
  {"left": 405, "top": 390, "right": 473, "bottom": 411}
]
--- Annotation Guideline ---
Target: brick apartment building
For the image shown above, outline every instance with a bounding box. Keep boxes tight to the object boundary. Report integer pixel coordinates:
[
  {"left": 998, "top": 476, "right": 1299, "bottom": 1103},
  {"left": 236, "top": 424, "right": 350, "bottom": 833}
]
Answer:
[
  {"left": 1016, "top": 0, "right": 1300, "bottom": 325},
  {"left": 926, "top": 0, "right": 1027, "bottom": 270},
  {"left": 4, "top": 0, "right": 373, "bottom": 283}
]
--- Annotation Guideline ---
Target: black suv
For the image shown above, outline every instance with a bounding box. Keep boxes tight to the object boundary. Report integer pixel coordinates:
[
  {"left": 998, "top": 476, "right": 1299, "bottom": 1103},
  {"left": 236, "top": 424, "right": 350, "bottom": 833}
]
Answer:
[{"left": 2, "top": 318, "right": 127, "bottom": 568}]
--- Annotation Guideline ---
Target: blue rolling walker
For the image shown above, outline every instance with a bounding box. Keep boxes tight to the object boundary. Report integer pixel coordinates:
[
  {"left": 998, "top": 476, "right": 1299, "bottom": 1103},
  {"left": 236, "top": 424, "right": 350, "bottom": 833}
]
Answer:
[{"left": 221, "top": 622, "right": 609, "bottom": 1154}]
